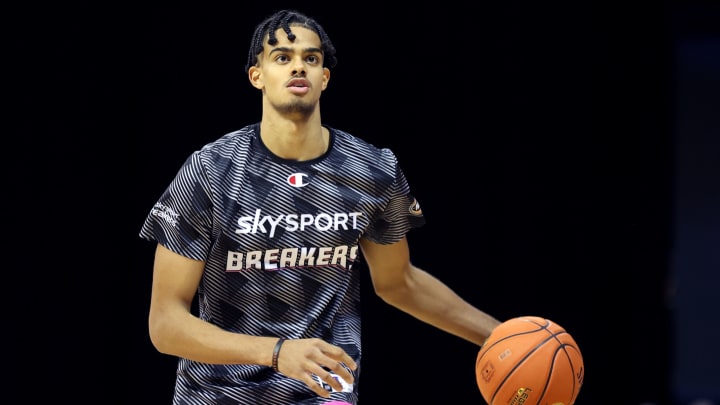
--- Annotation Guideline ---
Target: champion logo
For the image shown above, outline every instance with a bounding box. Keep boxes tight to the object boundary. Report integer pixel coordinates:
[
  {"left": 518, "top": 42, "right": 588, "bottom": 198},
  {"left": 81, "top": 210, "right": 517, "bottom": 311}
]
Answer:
[{"left": 287, "top": 172, "right": 310, "bottom": 188}]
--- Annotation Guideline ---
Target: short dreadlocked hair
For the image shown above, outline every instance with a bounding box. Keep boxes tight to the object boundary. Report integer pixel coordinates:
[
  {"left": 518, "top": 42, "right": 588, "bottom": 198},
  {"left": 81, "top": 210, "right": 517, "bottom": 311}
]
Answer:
[{"left": 244, "top": 10, "right": 337, "bottom": 73}]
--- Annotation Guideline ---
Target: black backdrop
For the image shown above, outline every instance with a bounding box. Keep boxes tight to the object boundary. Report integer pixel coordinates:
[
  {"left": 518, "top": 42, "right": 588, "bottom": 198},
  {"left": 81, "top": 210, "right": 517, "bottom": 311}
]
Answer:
[{"left": 12, "top": 1, "right": 717, "bottom": 404}]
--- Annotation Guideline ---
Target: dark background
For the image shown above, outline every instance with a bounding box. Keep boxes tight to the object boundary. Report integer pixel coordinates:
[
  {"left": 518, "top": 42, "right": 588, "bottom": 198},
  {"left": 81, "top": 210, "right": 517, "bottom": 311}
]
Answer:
[{"left": 12, "top": 1, "right": 718, "bottom": 404}]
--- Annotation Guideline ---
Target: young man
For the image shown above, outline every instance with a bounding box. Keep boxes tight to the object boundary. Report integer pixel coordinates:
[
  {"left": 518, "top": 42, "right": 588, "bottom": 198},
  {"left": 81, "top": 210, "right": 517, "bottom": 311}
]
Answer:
[{"left": 139, "top": 9, "right": 502, "bottom": 404}]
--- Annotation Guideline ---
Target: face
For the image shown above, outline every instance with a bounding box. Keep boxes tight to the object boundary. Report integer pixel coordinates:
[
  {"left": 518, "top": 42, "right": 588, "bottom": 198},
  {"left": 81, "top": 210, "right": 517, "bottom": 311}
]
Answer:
[{"left": 248, "top": 26, "right": 330, "bottom": 117}]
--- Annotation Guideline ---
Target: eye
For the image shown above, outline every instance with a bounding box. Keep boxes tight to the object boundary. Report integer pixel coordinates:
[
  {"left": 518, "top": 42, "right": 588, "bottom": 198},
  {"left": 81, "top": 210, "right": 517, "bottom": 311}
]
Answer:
[
  {"left": 305, "top": 55, "right": 321, "bottom": 65},
  {"left": 275, "top": 54, "right": 290, "bottom": 63}
]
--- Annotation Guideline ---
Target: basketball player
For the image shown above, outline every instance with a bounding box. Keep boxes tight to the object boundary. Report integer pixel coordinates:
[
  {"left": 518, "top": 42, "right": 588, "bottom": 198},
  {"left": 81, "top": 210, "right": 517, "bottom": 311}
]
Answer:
[{"left": 139, "top": 9, "right": 502, "bottom": 404}]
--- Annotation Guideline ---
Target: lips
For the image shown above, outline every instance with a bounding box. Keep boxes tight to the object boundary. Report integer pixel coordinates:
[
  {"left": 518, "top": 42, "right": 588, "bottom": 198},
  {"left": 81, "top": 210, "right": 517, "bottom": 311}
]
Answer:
[{"left": 287, "top": 78, "right": 310, "bottom": 88}]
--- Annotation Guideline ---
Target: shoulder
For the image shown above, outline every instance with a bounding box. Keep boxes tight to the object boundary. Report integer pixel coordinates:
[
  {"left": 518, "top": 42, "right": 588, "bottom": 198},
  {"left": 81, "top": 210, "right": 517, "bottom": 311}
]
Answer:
[
  {"left": 179, "top": 124, "right": 258, "bottom": 177},
  {"left": 198, "top": 124, "right": 258, "bottom": 158},
  {"left": 328, "top": 127, "right": 399, "bottom": 168}
]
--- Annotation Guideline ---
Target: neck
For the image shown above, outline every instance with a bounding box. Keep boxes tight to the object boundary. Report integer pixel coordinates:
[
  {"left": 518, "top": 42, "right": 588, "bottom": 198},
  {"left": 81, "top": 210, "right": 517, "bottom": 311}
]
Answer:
[{"left": 259, "top": 115, "right": 328, "bottom": 161}]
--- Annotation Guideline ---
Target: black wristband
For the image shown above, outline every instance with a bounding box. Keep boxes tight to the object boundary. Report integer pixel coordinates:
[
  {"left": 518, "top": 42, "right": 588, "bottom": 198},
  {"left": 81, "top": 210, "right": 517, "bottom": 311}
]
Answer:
[{"left": 272, "top": 338, "right": 286, "bottom": 372}]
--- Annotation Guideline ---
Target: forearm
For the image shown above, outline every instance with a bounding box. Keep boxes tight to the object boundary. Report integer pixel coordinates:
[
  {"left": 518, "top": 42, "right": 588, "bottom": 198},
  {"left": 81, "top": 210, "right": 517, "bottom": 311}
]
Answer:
[
  {"left": 378, "top": 265, "right": 501, "bottom": 346},
  {"left": 150, "top": 308, "right": 277, "bottom": 366}
]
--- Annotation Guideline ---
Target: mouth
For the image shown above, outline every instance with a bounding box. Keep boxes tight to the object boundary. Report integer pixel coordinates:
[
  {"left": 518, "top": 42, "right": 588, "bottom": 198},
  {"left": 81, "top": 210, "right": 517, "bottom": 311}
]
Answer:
[{"left": 287, "top": 78, "right": 310, "bottom": 88}]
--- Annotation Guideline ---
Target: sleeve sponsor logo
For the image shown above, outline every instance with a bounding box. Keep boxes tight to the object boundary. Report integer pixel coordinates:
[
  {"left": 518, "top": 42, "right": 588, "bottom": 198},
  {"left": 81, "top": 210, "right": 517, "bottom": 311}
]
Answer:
[
  {"left": 408, "top": 198, "right": 422, "bottom": 216},
  {"left": 150, "top": 202, "right": 180, "bottom": 227}
]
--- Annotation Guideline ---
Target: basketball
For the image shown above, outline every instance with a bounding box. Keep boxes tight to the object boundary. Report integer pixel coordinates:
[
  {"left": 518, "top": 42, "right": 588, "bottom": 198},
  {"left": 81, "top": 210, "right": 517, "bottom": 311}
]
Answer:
[{"left": 475, "top": 316, "right": 584, "bottom": 405}]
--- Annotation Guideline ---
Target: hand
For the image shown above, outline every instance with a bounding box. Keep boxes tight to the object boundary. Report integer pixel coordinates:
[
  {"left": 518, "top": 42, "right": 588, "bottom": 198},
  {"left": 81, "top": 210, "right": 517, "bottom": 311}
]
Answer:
[{"left": 275, "top": 338, "right": 357, "bottom": 398}]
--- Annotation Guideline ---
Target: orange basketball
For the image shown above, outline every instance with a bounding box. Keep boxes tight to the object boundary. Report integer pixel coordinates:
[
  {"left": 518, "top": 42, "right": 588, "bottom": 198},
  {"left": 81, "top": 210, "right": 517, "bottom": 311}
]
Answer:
[{"left": 475, "top": 316, "right": 584, "bottom": 405}]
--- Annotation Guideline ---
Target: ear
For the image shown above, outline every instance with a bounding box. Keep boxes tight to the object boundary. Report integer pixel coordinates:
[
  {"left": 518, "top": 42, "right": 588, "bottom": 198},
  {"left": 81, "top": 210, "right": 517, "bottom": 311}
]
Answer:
[
  {"left": 321, "top": 67, "right": 330, "bottom": 90},
  {"left": 248, "top": 66, "right": 263, "bottom": 89}
]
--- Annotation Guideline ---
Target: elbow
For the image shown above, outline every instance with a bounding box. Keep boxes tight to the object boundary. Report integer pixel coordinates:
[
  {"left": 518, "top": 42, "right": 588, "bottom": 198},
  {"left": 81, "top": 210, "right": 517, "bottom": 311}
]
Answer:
[
  {"left": 374, "top": 280, "right": 410, "bottom": 307},
  {"left": 372, "top": 263, "right": 416, "bottom": 306},
  {"left": 148, "top": 311, "right": 174, "bottom": 355}
]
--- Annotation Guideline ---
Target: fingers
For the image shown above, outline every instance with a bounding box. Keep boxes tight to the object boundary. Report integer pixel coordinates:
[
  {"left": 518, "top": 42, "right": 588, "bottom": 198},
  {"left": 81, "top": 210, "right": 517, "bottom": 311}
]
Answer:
[
  {"left": 311, "top": 369, "right": 353, "bottom": 396},
  {"left": 323, "top": 343, "right": 358, "bottom": 372},
  {"left": 324, "top": 341, "right": 359, "bottom": 391},
  {"left": 276, "top": 338, "right": 357, "bottom": 397},
  {"left": 301, "top": 370, "right": 333, "bottom": 398},
  {"left": 322, "top": 361, "right": 354, "bottom": 392}
]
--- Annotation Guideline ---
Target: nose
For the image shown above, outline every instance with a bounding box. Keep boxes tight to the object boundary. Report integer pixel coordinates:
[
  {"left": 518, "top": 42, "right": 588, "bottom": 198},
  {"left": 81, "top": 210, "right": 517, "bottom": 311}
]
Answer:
[{"left": 291, "top": 57, "right": 306, "bottom": 76}]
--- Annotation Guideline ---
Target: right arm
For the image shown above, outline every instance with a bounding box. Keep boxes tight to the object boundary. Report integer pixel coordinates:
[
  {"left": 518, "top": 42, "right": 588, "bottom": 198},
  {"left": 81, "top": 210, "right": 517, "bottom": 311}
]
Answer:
[
  {"left": 147, "top": 243, "right": 356, "bottom": 397},
  {"left": 148, "top": 243, "right": 276, "bottom": 365}
]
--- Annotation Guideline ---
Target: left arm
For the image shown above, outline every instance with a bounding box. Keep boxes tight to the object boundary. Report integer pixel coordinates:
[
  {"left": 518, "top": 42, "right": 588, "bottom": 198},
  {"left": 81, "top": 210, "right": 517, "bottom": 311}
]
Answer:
[{"left": 359, "top": 236, "right": 502, "bottom": 346}]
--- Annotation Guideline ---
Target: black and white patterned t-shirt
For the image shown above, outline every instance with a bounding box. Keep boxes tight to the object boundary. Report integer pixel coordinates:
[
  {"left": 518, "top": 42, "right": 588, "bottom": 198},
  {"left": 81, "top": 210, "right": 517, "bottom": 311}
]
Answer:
[{"left": 139, "top": 123, "right": 425, "bottom": 404}]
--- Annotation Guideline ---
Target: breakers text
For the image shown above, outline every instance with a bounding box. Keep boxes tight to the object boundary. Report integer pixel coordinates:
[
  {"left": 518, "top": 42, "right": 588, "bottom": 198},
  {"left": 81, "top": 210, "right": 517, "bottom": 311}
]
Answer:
[{"left": 226, "top": 245, "right": 359, "bottom": 271}]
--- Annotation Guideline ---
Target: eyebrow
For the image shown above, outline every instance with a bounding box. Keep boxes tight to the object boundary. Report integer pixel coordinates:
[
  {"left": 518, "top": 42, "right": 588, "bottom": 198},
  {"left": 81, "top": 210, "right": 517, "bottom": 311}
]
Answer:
[{"left": 269, "top": 46, "right": 323, "bottom": 56}]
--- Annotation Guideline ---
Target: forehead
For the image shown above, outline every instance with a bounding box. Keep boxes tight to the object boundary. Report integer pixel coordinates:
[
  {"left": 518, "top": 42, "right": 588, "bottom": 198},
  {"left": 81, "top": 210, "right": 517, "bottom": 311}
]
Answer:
[{"left": 265, "top": 25, "right": 322, "bottom": 49}]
